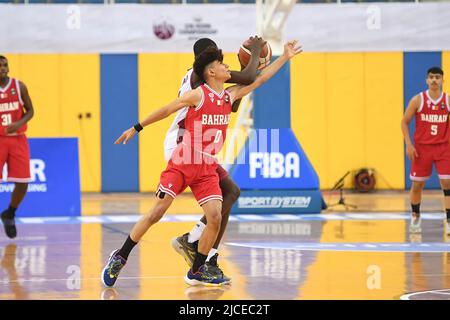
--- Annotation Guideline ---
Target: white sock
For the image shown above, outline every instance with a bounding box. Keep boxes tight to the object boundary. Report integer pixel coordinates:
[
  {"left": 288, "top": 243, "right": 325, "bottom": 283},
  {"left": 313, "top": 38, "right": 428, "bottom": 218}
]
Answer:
[
  {"left": 206, "top": 248, "right": 218, "bottom": 262},
  {"left": 188, "top": 221, "right": 206, "bottom": 243}
]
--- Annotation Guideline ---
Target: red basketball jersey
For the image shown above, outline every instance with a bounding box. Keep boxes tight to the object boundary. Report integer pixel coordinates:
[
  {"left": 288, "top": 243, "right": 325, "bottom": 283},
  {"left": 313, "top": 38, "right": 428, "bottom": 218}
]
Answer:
[
  {"left": 183, "top": 84, "right": 232, "bottom": 156},
  {"left": 0, "top": 78, "right": 26, "bottom": 136},
  {"left": 414, "top": 90, "right": 450, "bottom": 144}
]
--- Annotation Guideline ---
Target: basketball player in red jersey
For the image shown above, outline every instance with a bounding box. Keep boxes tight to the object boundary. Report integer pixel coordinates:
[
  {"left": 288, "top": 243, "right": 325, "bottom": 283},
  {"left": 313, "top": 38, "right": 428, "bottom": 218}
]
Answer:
[
  {"left": 0, "top": 55, "right": 35, "bottom": 239},
  {"left": 401, "top": 67, "right": 450, "bottom": 235},
  {"left": 102, "top": 40, "right": 302, "bottom": 287},
  {"left": 169, "top": 37, "right": 265, "bottom": 276}
]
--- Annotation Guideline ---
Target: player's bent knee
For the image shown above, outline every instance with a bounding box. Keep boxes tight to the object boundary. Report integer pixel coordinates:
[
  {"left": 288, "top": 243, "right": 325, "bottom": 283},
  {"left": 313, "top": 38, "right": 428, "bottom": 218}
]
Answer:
[
  {"left": 411, "top": 182, "right": 425, "bottom": 192},
  {"left": 207, "top": 211, "right": 222, "bottom": 228}
]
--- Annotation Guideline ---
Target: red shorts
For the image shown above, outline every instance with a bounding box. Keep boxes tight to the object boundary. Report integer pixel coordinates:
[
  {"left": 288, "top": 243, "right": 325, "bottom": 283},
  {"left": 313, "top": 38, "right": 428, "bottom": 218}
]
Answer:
[
  {"left": 0, "top": 134, "right": 31, "bottom": 182},
  {"left": 216, "top": 164, "right": 229, "bottom": 181},
  {"left": 410, "top": 142, "right": 450, "bottom": 181},
  {"left": 158, "top": 160, "right": 223, "bottom": 206}
]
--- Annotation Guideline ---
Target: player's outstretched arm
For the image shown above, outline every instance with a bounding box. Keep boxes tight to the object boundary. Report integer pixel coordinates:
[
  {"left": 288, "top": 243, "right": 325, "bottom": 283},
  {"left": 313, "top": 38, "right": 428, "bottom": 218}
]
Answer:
[
  {"left": 227, "top": 36, "right": 265, "bottom": 85},
  {"left": 115, "top": 88, "right": 202, "bottom": 145},
  {"left": 228, "top": 40, "right": 303, "bottom": 102},
  {"left": 401, "top": 94, "right": 421, "bottom": 160}
]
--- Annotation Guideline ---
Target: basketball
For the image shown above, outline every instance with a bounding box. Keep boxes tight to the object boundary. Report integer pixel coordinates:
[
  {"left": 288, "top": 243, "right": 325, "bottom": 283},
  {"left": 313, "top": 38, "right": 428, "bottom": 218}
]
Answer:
[{"left": 238, "top": 38, "right": 272, "bottom": 70}]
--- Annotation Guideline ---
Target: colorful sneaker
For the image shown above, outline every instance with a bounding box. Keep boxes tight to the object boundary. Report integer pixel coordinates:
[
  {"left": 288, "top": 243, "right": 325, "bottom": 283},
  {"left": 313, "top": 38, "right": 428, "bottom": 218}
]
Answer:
[
  {"left": 409, "top": 215, "right": 422, "bottom": 234},
  {"left": 101, "top": 249, "right": 126, "bottom": 287},
  {"left": 206, "top": 253, "right": 231, "bottom": 283},
  {"left": 184, "top": 264, "right": 230, "bottom": 287},
  {"left": 171, "top": 233, "right": 197, "bottom": 267},
  {"left": 1, "top": 210, "right": 17, "bottom": 239}
]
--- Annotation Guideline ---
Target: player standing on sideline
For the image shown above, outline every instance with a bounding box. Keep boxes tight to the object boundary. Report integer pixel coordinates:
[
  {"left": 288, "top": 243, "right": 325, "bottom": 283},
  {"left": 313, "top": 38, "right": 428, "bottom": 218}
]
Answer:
[
  {"left": 0, "top": 55, "right": 34, "bottom": 239},
  {"left": 169, "top": 37, "right": 265, "bottom": 276},
  {"left": 101, "top": 40, "right": 302, "bottom": 287},
  {"left": 401, "top": 67, "right": 450, "bottom": 234}
]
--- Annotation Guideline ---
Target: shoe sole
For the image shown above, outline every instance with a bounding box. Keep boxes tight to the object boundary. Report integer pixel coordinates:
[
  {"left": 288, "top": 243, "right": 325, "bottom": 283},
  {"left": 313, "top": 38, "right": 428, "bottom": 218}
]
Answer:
[
  {"left": 101, "top": 249, "right": 119, "bottom": 287},
  {"left": 171, "top": 238, "right": 194, "bottom": 268},
  {"left": 1, "top": 216, "right": 17, "bottom": 239},
  {"left": 184, "top": 276, "right": 231, "bottom": 287}
]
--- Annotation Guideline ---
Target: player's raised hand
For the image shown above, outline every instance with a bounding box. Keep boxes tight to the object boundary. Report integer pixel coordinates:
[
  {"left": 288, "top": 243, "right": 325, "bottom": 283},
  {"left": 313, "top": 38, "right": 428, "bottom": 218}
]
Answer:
[
  {"left": 283, "top": 40, "right": 303, "bottom": 59},
  {"left": 248, "top": 36, "right": 266, "bottom": 52},
  {"left": 115, "top": 127, "right": 137, "bottom": 145},
  {"left": 406, "top": 143, "right": 419, "bottom": 161}
]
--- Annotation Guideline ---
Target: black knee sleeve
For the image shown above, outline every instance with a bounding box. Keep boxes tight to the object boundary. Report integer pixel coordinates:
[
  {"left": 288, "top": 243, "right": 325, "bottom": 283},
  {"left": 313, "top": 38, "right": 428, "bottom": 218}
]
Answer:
[{"left": 444, "top": 189, "right": 450, "bottom": 196}]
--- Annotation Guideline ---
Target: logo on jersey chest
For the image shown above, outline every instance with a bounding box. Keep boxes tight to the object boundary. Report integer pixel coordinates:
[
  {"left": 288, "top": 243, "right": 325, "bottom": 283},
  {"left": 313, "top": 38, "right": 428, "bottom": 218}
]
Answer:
[
  {"left": 11, "top": 88, "right": 16, "bottom": 96},
  {"left": 427, "top": 99, "right": 446, "bottom": 111},
  {"left": 208, "top": 92, "right": 229, "bottom": 107}
]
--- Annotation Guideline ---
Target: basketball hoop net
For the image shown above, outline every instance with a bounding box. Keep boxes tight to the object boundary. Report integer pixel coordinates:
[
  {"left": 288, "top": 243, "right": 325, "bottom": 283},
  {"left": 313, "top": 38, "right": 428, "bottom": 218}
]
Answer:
[{"left": 256, "top": 0, "right": 296, "bottom": 55}]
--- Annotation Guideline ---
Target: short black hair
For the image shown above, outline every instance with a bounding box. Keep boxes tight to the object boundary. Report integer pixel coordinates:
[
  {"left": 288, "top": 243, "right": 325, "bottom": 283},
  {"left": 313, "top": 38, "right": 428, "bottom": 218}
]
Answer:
[
  {"left": 427, "top": 67, "right": 443, "bottom": 76},
  {"left": 193, "top": 46, "right": 223, "bottom": 83},
  {"left": 0, "top": 55, "right": 7, "bottom": 61},
  {"left": 193, "top": 38, "right": 217, "bottom": 58}
]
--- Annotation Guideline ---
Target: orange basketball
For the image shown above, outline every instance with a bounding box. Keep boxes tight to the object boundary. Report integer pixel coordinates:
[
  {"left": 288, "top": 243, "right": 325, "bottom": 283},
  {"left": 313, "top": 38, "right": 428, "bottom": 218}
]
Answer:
[{"left": 238, "top": 39, "right": 272, "bottom": 70}]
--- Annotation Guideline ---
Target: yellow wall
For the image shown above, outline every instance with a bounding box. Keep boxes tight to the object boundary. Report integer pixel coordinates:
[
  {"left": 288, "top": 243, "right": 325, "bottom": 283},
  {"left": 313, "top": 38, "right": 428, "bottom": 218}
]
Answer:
[
  {"left": 292, "top": 52, "right": 404, "bottom": 189},
  {"left": 5, "top": 52, "right": 408, "bottom": 193},
  {"left": 4, "top": 54, "right": 101, "bottom": 192},
  {"left": 443, "top": 51, "right": 450, "bottom": 94}
]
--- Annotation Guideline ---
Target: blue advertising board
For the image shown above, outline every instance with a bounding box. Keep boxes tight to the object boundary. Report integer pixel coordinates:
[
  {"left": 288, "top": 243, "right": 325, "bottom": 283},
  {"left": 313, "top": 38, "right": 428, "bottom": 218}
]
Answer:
[{"left": 0, "top": 138, "right": 81, "bottom": 217}]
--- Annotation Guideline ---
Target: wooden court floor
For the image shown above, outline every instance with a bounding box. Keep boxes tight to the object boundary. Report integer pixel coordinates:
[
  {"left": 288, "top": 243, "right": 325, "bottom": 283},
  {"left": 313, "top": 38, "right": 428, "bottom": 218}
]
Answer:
[{"left": 0, "top": 190, "right": 449, "bottom": 300}]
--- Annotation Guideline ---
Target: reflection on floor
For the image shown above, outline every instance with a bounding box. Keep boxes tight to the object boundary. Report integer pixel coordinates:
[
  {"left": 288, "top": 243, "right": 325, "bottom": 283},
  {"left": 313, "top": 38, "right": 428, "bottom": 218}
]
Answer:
[{"left": 0, "top": 191, "right": 449, "bottom": 300}]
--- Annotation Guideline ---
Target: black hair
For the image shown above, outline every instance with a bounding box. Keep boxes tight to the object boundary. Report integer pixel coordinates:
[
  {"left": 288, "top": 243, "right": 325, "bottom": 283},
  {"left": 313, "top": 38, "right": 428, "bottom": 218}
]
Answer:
[
  {"left": 427, "top": 67, "right": 443, "bottom": 76},
  {"left": 193, "top": 46, "right": 223, "bottom": 83},
  {"left": 0, "top": 55, "right": 7, "bottom": 61},
  {"left": 193, "top": 38, "right": 217, "bottom": 58}
]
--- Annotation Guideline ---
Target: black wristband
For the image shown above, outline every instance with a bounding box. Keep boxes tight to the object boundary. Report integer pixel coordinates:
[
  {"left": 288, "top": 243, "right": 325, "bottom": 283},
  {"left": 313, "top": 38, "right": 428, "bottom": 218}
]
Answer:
[{"left": 133, "top": 123, "right": 143, "bottom": 133}]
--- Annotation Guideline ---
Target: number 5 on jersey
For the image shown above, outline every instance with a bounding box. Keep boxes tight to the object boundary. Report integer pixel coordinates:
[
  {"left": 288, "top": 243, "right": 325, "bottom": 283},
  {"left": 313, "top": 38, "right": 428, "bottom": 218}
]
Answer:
[{"left": 431, "top": 124, "right": 438, "bottom": 136}]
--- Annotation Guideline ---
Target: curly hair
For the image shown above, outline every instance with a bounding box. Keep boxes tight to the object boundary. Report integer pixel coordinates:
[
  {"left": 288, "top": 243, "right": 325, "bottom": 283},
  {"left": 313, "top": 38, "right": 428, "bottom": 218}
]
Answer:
[{"left": 193, "top": 46, "right": 223, "bottom": 83}]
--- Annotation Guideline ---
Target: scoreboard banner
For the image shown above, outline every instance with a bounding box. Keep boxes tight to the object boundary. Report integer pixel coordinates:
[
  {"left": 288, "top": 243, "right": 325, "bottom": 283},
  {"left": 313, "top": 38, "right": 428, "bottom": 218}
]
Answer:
[{"left": 0, "top": 138, "right": 81, "bottom": 217}]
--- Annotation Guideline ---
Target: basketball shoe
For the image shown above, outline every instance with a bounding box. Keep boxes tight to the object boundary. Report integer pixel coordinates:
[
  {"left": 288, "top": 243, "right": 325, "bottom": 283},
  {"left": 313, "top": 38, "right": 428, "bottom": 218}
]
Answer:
[
  {"left": 171, "top": 233, "right": 197, "bottom": 267},
  {"left": 101, "top": 249, "right": 126, "bottom": 287},
  {"left": 206, "top": 253, "right": 231, "bottom": 283},
  {"left": 185, "top": 264, "right": 231, "bottom": 287},
  {"left": 409, "top": 214, "right": 422, "bottom": 233}
]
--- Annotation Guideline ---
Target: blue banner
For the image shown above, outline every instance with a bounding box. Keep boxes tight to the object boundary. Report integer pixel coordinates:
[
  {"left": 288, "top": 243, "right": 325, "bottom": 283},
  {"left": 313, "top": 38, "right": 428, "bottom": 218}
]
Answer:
[
  {"left": 0, "top": 138, "right": 81, "bottom": 217},
  {"left": 230, "top": 129, "right": 323, "bottom": 214}
]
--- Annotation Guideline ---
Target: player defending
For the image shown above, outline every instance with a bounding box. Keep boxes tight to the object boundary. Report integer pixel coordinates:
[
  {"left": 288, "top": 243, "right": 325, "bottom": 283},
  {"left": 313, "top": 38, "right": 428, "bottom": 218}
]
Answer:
[
  {"left": 0, "top": 55, "right": 35, "bottom": 239},
  {"left": 101, "top": 40, "right": 302, "bottom": 287},
  {"left": 401, "top": 67, "right": 450, "bottom": 234},
  {"left": 169, "top": 37, "right": 264, "bottom": 276}
]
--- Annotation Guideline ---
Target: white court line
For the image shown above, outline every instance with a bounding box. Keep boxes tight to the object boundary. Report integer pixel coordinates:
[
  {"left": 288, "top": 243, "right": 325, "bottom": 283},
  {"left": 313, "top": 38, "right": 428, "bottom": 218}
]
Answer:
[
  {"left": 236, "top": 215, "right": 267, "bottom": 220},
  {"left": 19, "top": 218, "right": 44, "bottom": 224},
  {"left": 400, "top": 289, "right": 450, "bottom": 300},
  {"left": 172, "top": 215, "right": 203, "bottom": 222},
  {"left": 106, "top": 215, "right": 141, "bottom": 223},
  {"left": 77, "top": 216, "right": 104, "bottom": 223},
  {"left": 271, "top": 214, "right": 303, "bottom": 220}
]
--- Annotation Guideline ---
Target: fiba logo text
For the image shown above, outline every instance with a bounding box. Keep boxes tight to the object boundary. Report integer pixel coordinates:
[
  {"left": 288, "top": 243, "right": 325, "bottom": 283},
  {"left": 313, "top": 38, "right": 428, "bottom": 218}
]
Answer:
[{"left": 250, "top": 152, "right": 300, "bottom": 179}]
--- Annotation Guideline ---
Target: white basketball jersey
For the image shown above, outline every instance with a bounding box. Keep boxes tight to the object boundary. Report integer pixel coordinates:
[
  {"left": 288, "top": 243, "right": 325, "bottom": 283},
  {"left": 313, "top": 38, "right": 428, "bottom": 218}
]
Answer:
[{"left": 163, "top": 69, "right": 194, "bottom": 161}]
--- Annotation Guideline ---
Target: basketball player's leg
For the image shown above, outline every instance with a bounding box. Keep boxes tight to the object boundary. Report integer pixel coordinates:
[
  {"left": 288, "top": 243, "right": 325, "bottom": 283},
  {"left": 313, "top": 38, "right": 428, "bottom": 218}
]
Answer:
[
  {"left": 1, "top": 135, "right": 31, "bottom": 239},
  {"left": 435, "top": 142, "right": 450, "bottom": 234},
  {"left": 409, "top": 144, "right": 432, "bottom": 233},
  {"left": 101, "top": 166, "right": 183, "bottom": 287},
  {"left": 185, "top": 174, "right": 229, "bottom": 286}
]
